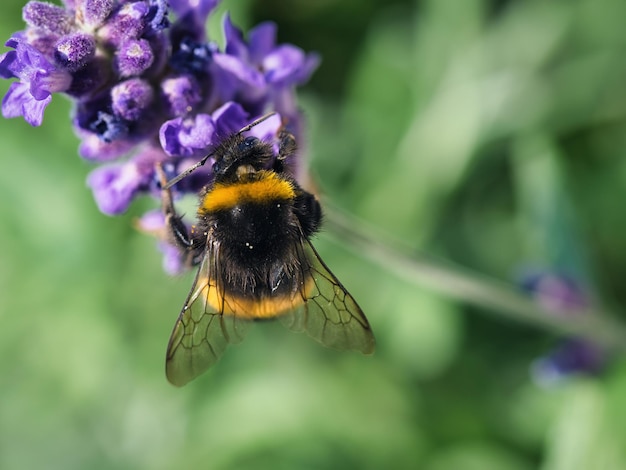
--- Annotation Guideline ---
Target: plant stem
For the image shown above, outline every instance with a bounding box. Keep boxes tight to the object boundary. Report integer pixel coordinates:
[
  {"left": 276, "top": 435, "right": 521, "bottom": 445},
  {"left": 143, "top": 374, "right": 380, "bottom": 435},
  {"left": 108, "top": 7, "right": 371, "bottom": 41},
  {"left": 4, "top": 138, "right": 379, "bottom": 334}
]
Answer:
[{"left": 323, "top": 201, "right": 626, "bottom": 354}]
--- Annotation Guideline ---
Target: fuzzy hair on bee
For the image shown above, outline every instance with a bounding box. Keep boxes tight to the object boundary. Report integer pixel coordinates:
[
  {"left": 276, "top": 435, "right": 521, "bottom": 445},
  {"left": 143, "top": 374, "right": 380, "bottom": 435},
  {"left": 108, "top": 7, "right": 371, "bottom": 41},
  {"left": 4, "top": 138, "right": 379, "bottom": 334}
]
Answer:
[{"left": 157, "top": 114, "right": 375, "bottom": 386}]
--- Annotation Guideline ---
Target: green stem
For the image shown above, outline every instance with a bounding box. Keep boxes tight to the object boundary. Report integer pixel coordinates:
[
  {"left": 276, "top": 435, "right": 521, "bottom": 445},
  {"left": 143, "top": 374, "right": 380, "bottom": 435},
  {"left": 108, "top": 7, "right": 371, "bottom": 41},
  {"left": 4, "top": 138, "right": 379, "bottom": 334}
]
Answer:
[{"left": 323, "top": 201, "right": 626, "bottom": 354}]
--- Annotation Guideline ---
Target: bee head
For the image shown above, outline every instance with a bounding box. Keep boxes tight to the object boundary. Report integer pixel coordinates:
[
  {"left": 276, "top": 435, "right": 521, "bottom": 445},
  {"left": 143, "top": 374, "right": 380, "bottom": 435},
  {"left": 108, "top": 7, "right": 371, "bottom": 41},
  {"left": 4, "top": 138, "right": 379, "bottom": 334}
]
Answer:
[{"left": 212, "top": 134, "right": 274, "bottom": 180}]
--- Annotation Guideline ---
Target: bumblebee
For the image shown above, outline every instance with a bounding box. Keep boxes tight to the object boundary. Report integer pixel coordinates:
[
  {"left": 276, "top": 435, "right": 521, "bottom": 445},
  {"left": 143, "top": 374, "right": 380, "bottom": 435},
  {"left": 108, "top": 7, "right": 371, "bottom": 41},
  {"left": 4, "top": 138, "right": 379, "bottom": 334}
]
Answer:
[{"left": 157, "top": 115, "right": 375, "bottom": 386}]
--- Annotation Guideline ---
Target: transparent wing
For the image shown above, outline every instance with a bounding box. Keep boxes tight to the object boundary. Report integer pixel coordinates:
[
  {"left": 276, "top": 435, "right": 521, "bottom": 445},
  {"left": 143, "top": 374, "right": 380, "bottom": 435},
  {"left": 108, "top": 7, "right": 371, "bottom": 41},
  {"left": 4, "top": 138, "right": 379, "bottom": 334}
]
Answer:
[
  {"left": 282, "top": 239, "right": 376, "bottom": 354},
  {"left": 165, "top": 239, "right": 250, "bottom": 387}
]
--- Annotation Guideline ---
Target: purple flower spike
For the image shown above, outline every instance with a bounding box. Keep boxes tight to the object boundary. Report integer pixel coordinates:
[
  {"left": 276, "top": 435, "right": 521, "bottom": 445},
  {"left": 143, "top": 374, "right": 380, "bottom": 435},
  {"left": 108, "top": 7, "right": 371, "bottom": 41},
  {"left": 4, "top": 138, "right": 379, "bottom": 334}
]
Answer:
[
  {"left": 54, "top": 33, "right": 96, "bottom": 71},
  {"left": 2, "top": 0, "right": 319, "bottom": 272},
  {"left": 115, "top": 39, "right": 154, "bottom": 77},
  {"left": 111, "top": 78, "right": 154, "bottom": 121}
]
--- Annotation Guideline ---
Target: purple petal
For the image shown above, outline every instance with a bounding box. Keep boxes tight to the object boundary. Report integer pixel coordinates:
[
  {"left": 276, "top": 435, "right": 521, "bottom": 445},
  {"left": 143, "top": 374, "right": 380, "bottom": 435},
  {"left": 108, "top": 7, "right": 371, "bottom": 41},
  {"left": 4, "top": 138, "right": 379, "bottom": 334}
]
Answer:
[
  {"left": 0, "top": 50, "right": 18, "bottom": 79},
  {"left": 223, "top": 14, "right": 249, "bottom": 59},
  {"left": 30, "top": 69, "right": 71, "bottom": 99},
  {"left": 248, "top": 22, "right": 277, "bottom": 64},
  {"left": 136, "top": 209, "right": 165, "bottom": 232},
  {"left": 169, "top": 0, "right": 218, "bottom": 25},
  {"left": 2, "top": 81, "right": 51, "bottom": 126},
  {"left": 211, "top": 101, "right": 249, "bottom": 135},
  {"left": 245, "top": 113, "right": 282, "bottom": 142},
  {"left": 5, "top": 36, "right": 53, "bottom": 78},
  {"left": 86, "top": 163, "right": 142, "bottom": 215},
  {"left": 212, "top": 53, "right": 265, "bottom": 89},
  {"left": 1, "top": 36, "right": 72, "bottom": 98},
  {"left": 271, "top": 87, "right": 298, "bottom": 117},
  {"left": 159, "top": 113, "right": 216, "bottom": 157},
  {"left": 263, "top": 45, "right": 320, "bottom": 86},
  {"left": 159, "top": 241, "right": 186, "bottom": 275}
]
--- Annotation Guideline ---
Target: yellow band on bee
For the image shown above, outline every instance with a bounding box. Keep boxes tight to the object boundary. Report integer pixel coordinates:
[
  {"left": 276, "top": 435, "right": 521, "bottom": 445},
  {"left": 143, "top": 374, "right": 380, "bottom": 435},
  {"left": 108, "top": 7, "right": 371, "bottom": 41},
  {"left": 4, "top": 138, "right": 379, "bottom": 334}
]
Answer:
[
  {"left": 200, "top": 171, "right": 296, "bottom": 214},
  {"left": 197, "top": 277, "right": 313, "bottom": 320}
]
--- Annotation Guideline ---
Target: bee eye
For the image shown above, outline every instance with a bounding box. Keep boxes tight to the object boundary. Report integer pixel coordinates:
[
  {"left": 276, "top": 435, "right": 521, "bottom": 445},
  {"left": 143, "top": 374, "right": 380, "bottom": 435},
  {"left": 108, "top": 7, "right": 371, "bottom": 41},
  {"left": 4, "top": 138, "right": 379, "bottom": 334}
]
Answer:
[
  {"left": 234, "top": 136, "right": 259, "bottom": 154},
  {"left": 240, "top": 136, "right": 259, "bottom": 149},
  {"left": 212, "top": 160, "right": 224, "bottom": 174}
]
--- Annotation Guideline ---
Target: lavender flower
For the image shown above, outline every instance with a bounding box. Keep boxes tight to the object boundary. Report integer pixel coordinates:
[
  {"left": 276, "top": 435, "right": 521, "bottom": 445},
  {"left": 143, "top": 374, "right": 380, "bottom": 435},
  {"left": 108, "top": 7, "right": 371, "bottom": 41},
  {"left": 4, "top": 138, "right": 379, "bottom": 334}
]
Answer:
[{"left": 1, "top": 0, "right": 318, "bottom": 269}]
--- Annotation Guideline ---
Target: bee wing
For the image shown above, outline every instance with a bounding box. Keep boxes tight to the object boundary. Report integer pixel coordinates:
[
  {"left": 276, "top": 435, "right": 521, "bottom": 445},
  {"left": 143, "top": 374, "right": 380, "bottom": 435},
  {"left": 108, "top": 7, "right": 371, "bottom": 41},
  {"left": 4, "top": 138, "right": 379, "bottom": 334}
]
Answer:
[
  {"left": 165, "top": 239, "right": 250, "bottom": 387},
  {"left": 282, "top": 239, "right": 376, "bottom": 354}
]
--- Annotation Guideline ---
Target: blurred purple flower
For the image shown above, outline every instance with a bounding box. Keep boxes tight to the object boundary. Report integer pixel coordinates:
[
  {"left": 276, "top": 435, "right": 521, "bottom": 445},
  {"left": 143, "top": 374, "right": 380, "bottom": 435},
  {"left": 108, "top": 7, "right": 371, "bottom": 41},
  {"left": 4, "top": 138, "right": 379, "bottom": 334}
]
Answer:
[
  {"left": 520, "top": 270, "right": 588, "bottom": 315},
  {"left": 520, "top": 269, "right": 607, "bottom": 383},
  {"left": 531, "top": 339, "right": 605, "bottom": 387}
]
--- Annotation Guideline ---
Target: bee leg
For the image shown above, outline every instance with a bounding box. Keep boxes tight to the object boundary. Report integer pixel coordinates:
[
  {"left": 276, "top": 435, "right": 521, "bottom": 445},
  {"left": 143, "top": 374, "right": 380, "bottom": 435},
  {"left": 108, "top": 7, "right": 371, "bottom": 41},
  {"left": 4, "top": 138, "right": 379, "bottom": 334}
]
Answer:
[
  {"left": 155, "top": 163, "right": 194, "bottom": 251},
  {"left": 278, "top": 128, "right": 297, "bottom": 160},
  {"left": 273, "top": 128, "right": 297, "bottom": 174}
]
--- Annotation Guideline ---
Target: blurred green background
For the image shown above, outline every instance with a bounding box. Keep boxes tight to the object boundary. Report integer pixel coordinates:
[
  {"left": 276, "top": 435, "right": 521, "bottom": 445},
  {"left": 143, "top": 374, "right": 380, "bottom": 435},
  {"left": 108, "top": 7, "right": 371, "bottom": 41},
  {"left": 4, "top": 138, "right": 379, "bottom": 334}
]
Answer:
[{"left": 3, "top": 0, "right": 626, "bottom": 468}]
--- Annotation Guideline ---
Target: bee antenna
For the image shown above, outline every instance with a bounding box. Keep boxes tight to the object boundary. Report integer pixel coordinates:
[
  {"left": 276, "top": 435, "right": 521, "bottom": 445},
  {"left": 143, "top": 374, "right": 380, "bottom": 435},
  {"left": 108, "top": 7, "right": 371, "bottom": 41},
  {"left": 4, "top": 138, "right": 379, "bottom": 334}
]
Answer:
[
  {"left": 162, "top": 152, "right": 213, "bottom": 190},
  {"left": 236, "top": 112, "right": 277, "bottom": 135}
]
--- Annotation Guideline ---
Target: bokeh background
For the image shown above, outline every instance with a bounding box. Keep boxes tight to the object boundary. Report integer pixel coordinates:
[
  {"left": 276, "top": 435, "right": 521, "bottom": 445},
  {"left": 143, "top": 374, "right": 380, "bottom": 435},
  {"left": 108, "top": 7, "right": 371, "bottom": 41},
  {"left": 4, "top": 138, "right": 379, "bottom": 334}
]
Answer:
[{"left": 2, "top": 0, "right": 626, "bottom": 468}]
